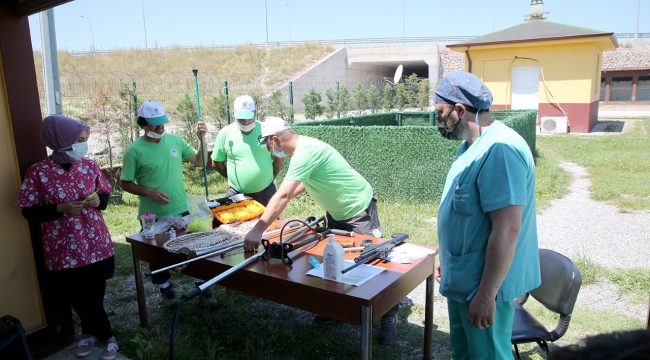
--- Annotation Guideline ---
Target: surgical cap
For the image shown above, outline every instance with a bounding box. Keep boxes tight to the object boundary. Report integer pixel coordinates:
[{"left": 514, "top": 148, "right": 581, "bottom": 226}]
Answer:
[{"left": 435, "top": 71, "right": 493, "bottom": 110}]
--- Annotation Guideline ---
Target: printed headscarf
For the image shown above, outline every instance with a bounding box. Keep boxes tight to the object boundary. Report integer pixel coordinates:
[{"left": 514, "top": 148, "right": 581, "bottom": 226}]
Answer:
[{"left": 41, "top": 115, "right": 90, "bottom": 164}]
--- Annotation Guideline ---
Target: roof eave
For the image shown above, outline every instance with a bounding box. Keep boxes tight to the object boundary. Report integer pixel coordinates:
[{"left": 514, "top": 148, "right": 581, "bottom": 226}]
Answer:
[{"left": 448, "top": 33, "right": 616, "bottom": 49}]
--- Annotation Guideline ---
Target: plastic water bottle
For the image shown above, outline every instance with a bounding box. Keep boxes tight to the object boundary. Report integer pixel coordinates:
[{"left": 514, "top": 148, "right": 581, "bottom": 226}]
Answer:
[
  {"left": 168, "top": 228, "right": 176, "bottom": 240},
  {"left": 323, "top": 234, "right": 344, "bottom": 281}
]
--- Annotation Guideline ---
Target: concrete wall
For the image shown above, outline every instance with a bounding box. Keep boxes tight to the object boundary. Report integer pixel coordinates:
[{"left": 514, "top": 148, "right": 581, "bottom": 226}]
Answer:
[{"left": 279, "top": 45, "right": 441, "bottom": 111}]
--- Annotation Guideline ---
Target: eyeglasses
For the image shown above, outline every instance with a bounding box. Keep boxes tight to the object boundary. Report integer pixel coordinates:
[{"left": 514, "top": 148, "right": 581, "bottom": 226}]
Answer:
[{"left": 257, "top": 135, "right": 267, "bottom": 145}]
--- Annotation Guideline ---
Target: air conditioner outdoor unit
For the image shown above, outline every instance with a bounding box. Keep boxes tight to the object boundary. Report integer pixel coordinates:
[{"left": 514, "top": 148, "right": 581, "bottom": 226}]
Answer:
[{"left": 540, "top": 117, "right": 568, "bottom": 134}]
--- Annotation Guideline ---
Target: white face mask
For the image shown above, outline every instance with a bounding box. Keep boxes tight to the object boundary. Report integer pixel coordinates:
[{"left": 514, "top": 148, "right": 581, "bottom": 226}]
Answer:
[
  {"left": 146, "top": 129, "right": 164, "bottom": 139},
  {"left": 65, "top": 142, "right": 88, "bottom": 162},
  {"left": 237, "top": 121, "right": 256, "bottom": 132}
]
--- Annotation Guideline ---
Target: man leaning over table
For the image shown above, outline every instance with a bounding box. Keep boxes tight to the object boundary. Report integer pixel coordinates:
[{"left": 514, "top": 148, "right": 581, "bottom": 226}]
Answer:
[{"left": 243, "top": 117, "right": 400, "bottom": 345}]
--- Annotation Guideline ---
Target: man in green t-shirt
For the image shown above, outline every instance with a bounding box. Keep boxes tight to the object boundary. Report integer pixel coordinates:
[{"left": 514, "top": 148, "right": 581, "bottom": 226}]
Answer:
[
  {"left": 120, "top": 100, "right": 216, "bottom": 310},
  {"left": 211, "top": 95, "right": 284, "bottom": 205},
  {"left": 243, "top": 117, "right": 399, "bottom": 345}
]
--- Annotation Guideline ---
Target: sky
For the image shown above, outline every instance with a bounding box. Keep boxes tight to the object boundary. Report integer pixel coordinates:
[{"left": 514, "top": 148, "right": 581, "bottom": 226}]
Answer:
[{"left": 28, "top": 0, "right": 649, "bottom": 52}]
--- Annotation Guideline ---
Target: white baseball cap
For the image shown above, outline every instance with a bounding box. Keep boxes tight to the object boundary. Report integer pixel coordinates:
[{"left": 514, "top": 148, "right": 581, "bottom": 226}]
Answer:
[
  {"left": 138, "top": 101, "right": 169, "bottom": 126},
  {"left": 261, "top": 117, "right": 291, "bottom": 137},
  {"left": 233, "top": 95, "right": 256, "bottom": 120}
]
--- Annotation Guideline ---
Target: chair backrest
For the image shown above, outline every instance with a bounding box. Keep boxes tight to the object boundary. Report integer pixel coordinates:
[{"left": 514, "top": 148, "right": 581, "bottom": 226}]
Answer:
[{"left": 529, "top": 249, "right": 582, "bottom": 316}]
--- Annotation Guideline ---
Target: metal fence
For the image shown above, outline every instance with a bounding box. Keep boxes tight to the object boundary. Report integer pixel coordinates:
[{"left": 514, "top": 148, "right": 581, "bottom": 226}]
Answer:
[{"left": 37, "top": 71, "right": 429, "bottom": 167}]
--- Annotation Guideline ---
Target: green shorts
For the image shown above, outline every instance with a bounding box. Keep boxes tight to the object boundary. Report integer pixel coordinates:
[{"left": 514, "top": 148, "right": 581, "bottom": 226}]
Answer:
[{"left": 447, "top": 299, "right": 515, "bottom": 360}]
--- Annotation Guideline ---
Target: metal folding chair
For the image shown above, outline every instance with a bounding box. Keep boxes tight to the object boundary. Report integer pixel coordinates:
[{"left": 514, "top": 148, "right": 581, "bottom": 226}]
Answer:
[
  {"left": 511, "top": 249, "right": 582, "bottom": 359},
  {"left": 0, "top": 315, "right": 34, "bottom": 360}
]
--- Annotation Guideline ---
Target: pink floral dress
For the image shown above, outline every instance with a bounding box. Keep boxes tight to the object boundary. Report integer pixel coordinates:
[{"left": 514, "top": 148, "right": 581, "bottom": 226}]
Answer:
[{"left": 16, "top": 157, "right": 114, "bottom": 271}]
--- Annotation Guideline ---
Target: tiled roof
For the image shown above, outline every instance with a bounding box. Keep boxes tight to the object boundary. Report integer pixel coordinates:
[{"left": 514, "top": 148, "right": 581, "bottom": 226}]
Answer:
[
  {"left": 602, "top": 47, "right": 650, "bottom": 70},
  {"left": 451, "top": 21, "right": 614, "bottom": 47}
]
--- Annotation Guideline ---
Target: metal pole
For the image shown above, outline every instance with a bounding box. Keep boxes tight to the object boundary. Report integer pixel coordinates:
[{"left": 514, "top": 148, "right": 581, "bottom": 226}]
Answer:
[
  {"left": 40, "top": 9, "right": 62, "bottom": 115},
  {"left": 224, "top": 81, "right": 231, "bottom": 125},
  {"left": 141, "top": 0, "right": 148, "bottom": 48},
  {"left": 289, "top": 81, "right": 294, "bottom": 122},
  {"left": 402, "top": 0, "right": 405, "bottom": 38},
  {"left": 192, "top": 69, "right": 210, "bottom": 200},
  {"left": 635, "top": 0, "right": 640, "bottom": 39},
  {"left": 132, "top": 82, "right": 138, "bottom": 141},
  {"left": 80, "top": 16, "right": 95, "bottom": 53},
  {"left": 264, "top": 0, "right": 269, "bottom": 47},
  {"left": 287, "top": 4, "right": 292, "bottom": 43}
]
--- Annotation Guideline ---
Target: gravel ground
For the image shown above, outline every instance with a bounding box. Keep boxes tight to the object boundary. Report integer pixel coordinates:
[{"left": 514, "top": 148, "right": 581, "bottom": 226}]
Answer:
[{"left": 407, "top": 161, "right": 650, "bottom": 322}]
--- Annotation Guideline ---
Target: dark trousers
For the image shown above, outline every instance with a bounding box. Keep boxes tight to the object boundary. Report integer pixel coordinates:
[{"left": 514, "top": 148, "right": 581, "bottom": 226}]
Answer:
[
  {"left": 48, "top": 257, "right": 115, "bottom": 341},
  {"left": 326, "top": 198, "right": 398, "bottom": 319},
  {"left": 225, "top": 181, "right": 277, "bottom": 207}
]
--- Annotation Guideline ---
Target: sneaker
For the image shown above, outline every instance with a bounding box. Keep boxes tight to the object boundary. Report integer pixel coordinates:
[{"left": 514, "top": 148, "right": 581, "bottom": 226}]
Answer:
[
  {"left": 377, "top": 313, "right": 398, "bottom": 345},
  {"left": 74, "top": 337, "right": 95, "bottom": 357},
  {"left": 200, "top": 290, "right": 218, "bottom": 309},
  {"left": 100, "top": 342, "right": 119, "bottom": 360},
  {"left": 160, "top": 285, "right": 181, "bottom": 310},
  {"left": 313, "top": 315, "right": 335, "bottom": 325}
]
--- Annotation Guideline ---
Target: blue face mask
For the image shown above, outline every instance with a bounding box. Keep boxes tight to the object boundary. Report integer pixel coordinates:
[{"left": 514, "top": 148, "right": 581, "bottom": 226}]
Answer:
[
  {"left": 65, "top": 142, "right": 88, "bottom": 162},
  {"left": 271, "top": 140, "right": 286, "bottom": 158}
]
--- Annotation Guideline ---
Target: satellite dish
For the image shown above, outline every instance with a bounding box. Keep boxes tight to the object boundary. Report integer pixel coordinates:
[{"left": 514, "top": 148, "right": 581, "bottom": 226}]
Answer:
[{"left": 393, "top": 65, "right": 403, "bottom": 84}]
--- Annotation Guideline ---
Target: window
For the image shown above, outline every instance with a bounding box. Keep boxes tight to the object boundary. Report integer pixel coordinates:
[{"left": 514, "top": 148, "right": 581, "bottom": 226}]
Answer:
[{"left": 610, "top": 76, "right": 633, "bottom": 102}]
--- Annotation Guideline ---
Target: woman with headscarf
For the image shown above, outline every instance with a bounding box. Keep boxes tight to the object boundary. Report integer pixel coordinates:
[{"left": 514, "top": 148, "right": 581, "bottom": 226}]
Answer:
[{"left": 16, "top": 115, "right": 119, "bottom": 360}]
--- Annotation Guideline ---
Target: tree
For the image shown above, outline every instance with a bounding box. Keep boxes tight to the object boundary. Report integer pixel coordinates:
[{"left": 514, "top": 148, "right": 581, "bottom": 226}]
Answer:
[
  {"left": 352, "top": 83, "right": 366, "bottom": 114},
  {"left": 249, "top": 88, "right": 267, "bottom": 121},
  {"left": 418, "top": 79, "right": 431, "bottom": 109},
  {"left": 175, "top": 93, "right": 198, "bottom": 146},
  {"left": 366, "top": 84, "right": 381, "bottom": 113},
  {"left": 301, "top": 88, "right": 323, "bottom": 120},
  {"left": 338, "top": 86, "right": 351, "bottom": 114},
  {"left": 394, "top": 83, "right": 408, "bottom": 111},
  {"left": 115, "top": 83, "right": 139, "bottom": 155},
  {"left": 207, "top": 92, "right": 229, "bottom": 132},
  {"left": 266, "top": 90, "right": 291, "bottom": 120},
  {"left": 382, "top": 85, "right": 393, "bottom": 111},
  {"left": 324, "top": 88, "right": 338, "bottom": 119},
  {"left": 405, "top": 73, "right": 420, "bottom": 108}
]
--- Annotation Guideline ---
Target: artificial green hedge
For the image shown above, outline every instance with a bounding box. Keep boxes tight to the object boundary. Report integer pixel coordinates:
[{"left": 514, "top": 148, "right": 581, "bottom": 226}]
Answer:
[
  {"left": 279, "top": 126, "right": 458, "bottom": 203},
  {"left": 498, "top": 110, "right": 538, "bottom": 157},
  {"left": 283, "top": 109, "right": 538, "bottom": 203},
  {"left": 296, "top": 113, "right": 396, "bottom": 127}
]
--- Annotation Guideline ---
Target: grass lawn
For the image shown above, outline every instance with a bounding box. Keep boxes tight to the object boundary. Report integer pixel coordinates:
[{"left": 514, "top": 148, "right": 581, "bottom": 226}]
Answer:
[{"left": 99, "top": 120, "right": 649, "bottom": 359}]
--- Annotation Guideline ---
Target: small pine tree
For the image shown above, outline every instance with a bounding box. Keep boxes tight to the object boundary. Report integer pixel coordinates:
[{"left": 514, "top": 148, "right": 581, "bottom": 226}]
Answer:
[
  {"left": 249, "top": 88, "right": 266, "bottom": 121},
  {"left": 352, "top": 83, "right": 367, "bottom": 114},
  {"left": 382, "top": 85, "right": 393, "bottom": 111},
  {"left": 366, "top": 84, "right": 381, "bottom": 113},
  {"left": 267, "top": 90, "right": 290, "bottom": 120},
  {"left": 405, "top": 73, "right": 420, "bottom": 108},
  {"left": 338, "top": 86, "right": 351, "bottom": 114},
  {"left": 301, "top": 88, "right": 323, "bottom": 120},
  {"left": 175, "top": 93, "right": 198, "bottom": 146},
  {"left": 207, "top": 92, "right": 229, "bottom": 131},
  {"left": 394, "top": 83, "right": 408, "bottom": 111},
  {"left": 324, "top": 88, "right": 338, "bottom": 119},
  {"left": 418, "top": 79, "right": 430, "bottom": 109}
]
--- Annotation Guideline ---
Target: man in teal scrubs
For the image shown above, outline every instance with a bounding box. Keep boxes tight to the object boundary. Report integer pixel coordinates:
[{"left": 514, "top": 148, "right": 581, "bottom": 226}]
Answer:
[
  {"left": 243, "top": 117, "right": 400, "bottom": 345},
  {"left": 434, "top": 72, "right": 541, "bottom": 359},
  {"left": 120, "top": 100, "right": 216, "bottom": 310},
  {"left": 211, "top": 95, "right": 284, "bottom": 206}
]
